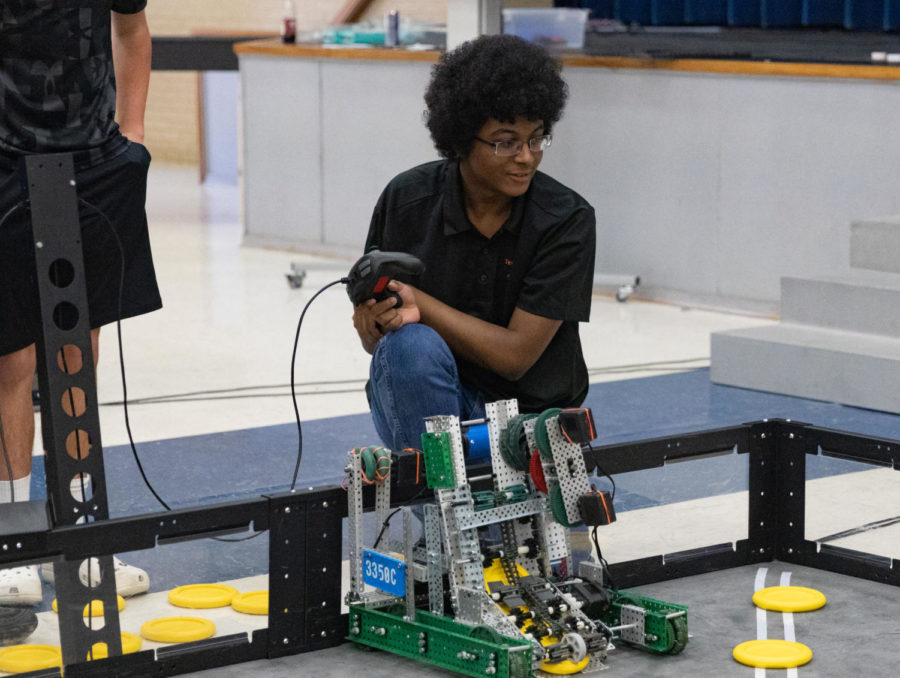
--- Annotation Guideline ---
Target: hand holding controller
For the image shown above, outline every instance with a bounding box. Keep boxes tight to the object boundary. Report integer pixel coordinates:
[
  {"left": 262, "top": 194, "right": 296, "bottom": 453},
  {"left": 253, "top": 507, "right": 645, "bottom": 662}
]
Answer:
[{"left": 346, "top": 249, "right": 425, "bottom": 308}]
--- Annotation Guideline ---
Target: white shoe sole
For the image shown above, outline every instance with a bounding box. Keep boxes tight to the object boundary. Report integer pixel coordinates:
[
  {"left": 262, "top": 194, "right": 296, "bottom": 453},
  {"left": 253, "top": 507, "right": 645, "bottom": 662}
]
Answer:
[
  {"left": 41, "top": 559, "right": 149, "bottom": 598},
  {"left": 0, "top": 591, "right": 42, "bottom": 606},
  {"left": 0, "top": 568, "right": 42, "bottom": 607}
]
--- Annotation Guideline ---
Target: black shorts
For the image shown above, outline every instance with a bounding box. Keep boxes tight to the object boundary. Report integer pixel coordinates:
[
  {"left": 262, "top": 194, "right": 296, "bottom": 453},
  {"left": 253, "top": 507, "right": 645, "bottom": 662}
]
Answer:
[{"left": 0, "top": 141, "right": 163, "bottom": 356}]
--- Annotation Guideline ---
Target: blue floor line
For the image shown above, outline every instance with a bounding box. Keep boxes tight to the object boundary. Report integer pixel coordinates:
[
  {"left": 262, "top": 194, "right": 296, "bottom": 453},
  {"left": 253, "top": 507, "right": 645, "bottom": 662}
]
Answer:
[{"left": 31, "top": 369, "right": 900, "bottom": 513}]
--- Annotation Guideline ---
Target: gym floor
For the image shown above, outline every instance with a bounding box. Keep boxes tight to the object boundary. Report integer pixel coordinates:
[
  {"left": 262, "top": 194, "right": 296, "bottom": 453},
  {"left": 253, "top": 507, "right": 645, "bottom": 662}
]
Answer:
[{"left": 10, "top": 166, "right": 899, "bottom": 677}]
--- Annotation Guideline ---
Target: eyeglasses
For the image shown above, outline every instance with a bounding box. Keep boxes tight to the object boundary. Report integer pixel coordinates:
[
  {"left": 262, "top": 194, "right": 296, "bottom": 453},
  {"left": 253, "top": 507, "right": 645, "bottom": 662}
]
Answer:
[{"left": 473, "top": 134, "right": 553, "bottom": 157}]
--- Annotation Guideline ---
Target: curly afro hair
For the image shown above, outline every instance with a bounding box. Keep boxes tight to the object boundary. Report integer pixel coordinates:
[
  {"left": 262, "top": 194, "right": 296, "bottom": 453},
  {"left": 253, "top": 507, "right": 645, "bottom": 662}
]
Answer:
[{"left": 424, "top": 34, "right": 568, "bottom": 160}]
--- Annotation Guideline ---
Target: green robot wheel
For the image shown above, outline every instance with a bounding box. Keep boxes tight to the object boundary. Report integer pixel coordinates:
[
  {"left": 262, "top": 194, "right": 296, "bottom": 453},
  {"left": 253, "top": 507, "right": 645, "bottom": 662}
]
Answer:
[{"left": 534, "top": 408, "right": 562, "bottom": 460}]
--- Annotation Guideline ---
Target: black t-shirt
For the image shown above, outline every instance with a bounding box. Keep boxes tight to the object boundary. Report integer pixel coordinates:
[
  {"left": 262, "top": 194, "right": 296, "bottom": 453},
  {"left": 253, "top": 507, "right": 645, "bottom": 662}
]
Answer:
[
  {"left": 365, "top": 159, "right": 596, "bottom": 412},
  {"left": 0, "top": 0, "right": 146, "bottom": 169}
]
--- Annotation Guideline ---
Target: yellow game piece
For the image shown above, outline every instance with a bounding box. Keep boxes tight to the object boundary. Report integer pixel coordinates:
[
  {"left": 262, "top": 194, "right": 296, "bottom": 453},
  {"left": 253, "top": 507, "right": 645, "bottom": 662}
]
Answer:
[
  {"left": 140, "top": 616, "right": 216, "bottom": 644},
  {"left": 168, "top": 583, "right": 238, "bottom": 609},
  {"left": 0, "top": 644, "right": 62, "bottom": 673},
  {"left": 482, "top": 559, "right": 588, "bottom": 675},
  {"left": 88, "top": 632, "right": 143, "bottom": 659},
  {"left": 231, "top": 590, "right": 269, "bottom": 615},
  {"left": 540, "top": 654, "right": 591, "bottom": 674},
  {"left": 733, "top": 639, "right": 813, "bottom": 668},
  {"left": 753, "top": 586, "right": 826, "bottom": 612},
  {"left": 52, "top": 595, "right": 126, "bottom": 616}
]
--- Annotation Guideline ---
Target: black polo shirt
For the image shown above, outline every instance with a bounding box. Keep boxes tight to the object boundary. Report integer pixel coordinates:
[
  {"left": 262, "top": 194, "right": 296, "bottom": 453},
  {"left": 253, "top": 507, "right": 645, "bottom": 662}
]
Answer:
[{"left": 365, "top": 159, "right": 595, "bottom": 412}]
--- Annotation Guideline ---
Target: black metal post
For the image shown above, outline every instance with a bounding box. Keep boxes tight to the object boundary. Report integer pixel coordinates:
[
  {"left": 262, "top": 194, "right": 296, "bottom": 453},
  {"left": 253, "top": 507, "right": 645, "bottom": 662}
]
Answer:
[{"left": 26, "top": 154, "right": 122, "bottom": 664}]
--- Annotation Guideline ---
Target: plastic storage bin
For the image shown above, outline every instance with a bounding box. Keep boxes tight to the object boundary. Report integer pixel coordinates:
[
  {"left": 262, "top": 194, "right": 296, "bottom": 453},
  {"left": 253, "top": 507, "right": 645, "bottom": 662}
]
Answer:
[{"left": 502, "top": 8, "right": 590, "bottom": 49}]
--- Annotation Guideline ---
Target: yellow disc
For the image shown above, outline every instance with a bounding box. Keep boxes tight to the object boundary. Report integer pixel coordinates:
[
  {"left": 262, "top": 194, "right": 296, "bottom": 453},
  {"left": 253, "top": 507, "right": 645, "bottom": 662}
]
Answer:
[
  {"left": 88, "top": 632, "right": 143, "bottom": 660},
  {"left": 52, "top": 595, "right": 126, "bottom": 616},
  {"left": 140, "top": 616, "right": 216, "bottom": 644},
  {"left": 482, "top": 558, "right": 589, "bottom": 674},
  {"left": 0, "top": 644, "right": 62, "bottom": 673},
  {"left": 540, "top": 653, "right": 591, "bottom": 674},
  {"left": 753, "top": 586, "right": 826, "bottom": 612},
  {"left": 168, "top": 584, "right": 238, "bottom": 609},
  {"left": 733, "top": 639, "right": 813, "bottom": 668},
  {"left": 231, "top": 590, "right": 269, "bottom": 615}
]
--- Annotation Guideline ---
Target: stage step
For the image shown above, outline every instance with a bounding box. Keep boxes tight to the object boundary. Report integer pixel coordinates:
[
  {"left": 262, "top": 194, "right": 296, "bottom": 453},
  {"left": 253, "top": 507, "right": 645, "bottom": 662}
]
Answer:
[
  {"left": 781, "top": 276, "right": 900, "bottom": 337},
  {"left": 710, "top": 323, "right": 900, "bottom": 414},
  {"left": 851, "top": 215, "right": 900, "bottom": 274}
]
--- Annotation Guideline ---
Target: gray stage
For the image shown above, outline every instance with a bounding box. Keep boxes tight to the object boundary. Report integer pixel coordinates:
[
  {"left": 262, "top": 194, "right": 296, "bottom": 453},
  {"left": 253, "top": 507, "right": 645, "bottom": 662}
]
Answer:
[{"left": 180, "top": 561, "right": 899, "bottom": 678}]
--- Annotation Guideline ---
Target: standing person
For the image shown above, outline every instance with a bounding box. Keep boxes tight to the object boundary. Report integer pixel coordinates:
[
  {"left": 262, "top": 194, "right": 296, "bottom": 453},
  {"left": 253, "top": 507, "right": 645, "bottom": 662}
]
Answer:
[
  {"left": 0, "top": 1, "right": 161, "bottom": 605},
  {"left": 352, "top": 34, "right": 595, "bottom": 452}
]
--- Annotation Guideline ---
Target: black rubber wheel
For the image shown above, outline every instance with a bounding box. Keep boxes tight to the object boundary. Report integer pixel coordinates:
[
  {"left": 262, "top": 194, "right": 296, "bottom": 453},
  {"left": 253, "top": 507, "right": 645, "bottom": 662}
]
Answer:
[{"left": 0, "top": 606, "right": 38, "bottom": 646}]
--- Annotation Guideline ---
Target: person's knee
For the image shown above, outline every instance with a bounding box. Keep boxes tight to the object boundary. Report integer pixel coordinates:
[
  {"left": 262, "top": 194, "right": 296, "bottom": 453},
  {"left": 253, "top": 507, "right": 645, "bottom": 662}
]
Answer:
[
  {"left": 375, "top": 324, "right": 454, "bottom": 382},
  {"left": 0, "top": 345, "right": 36, "bottom": 391}
]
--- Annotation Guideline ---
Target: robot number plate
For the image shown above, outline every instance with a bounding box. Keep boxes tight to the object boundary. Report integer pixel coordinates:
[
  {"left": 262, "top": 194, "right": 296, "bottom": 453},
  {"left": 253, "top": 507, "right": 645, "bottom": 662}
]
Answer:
[{"left": 363, "top": 550, "right": 407, "bottom": 598}]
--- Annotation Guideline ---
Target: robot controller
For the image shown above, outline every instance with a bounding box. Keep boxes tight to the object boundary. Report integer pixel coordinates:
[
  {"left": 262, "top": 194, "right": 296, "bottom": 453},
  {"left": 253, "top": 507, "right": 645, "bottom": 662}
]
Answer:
[{"left": 345, "top": 249, "right": 425, "bottom": 309}]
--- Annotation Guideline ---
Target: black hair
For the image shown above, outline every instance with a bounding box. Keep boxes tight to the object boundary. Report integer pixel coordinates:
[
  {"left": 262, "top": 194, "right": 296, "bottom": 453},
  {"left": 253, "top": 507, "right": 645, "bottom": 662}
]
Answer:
[{"left": 424, "top": 34, "right": 568, "bottom": 160}]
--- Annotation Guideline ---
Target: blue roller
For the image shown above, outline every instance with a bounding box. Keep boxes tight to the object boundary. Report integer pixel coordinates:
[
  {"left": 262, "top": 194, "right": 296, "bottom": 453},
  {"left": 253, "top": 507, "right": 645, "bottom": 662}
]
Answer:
[{"left": 466, "top": 424, "right": 491, "bottom": 462}]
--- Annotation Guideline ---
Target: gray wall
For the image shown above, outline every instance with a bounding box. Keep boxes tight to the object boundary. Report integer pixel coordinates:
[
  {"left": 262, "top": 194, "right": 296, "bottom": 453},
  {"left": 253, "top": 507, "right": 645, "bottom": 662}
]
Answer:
[
  {"left": 240, "top": 55, "right": 435, "bottom": 253},
  {"left": 239, "top": 53, "right": 900, "bottom": 313}
]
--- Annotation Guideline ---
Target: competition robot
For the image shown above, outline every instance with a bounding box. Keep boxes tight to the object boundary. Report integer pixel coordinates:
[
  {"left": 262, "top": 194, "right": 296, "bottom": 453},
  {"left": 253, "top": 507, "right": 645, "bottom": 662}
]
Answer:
[{"left": 344, "top": 400, "right": 689, "bottom": 677}]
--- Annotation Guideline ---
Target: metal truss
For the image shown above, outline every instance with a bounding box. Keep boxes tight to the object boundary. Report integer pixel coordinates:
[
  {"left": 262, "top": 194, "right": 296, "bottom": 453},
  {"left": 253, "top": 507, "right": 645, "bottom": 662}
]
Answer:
[
  {"left": 587, "top": 419, "right": 899, "bottom": 590},
  {"left": 1, "top": 419, "right": 897, "bottom": 675}
]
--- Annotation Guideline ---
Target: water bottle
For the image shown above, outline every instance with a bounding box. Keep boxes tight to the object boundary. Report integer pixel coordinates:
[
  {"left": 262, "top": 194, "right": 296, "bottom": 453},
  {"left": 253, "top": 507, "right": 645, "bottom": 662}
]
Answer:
[
  {"left": 281, "top": 0, "right": 297, "bottom": 44},
  {"left": 384, "top": 9, "right": 399, "bottom": 48}
]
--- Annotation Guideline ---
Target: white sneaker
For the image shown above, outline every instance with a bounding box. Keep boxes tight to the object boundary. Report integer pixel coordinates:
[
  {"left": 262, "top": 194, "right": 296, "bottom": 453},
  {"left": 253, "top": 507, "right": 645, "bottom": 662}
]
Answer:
[
  {"left": 0, "top": 566, "right": 42, "bottom": 606},
  {"left": 40, "top": 556, "right": 149, "bottom": 598}
]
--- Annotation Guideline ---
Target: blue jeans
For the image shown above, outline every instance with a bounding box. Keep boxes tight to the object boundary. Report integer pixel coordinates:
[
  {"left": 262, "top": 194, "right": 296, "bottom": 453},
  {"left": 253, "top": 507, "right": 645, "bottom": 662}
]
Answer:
[{"left": 368, "top": 324, "right": 485, "bottom": 451}]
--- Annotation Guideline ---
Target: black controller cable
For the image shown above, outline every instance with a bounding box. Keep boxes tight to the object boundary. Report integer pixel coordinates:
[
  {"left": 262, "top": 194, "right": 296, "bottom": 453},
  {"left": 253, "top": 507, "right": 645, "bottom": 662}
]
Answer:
[
  {"left": 78, "top": 198, "right": 173, "bottom": 513},
  {"left": 371, "top": 484, "right": 429, "bottom": 550},
  {"left": 288, "top": 277, "right": 348, "bottom": 491},
  {"left": 82, "top": 200, "right": 362, "bottom": 534},
  {"left": 79, "top": 198, "right": 269, "bottom": 543},
  {"left": 0, "top": 201, "right": 28, "bottom": 503},
  {"left": 0, "top": 191, "right": 360, "bottom": 552}
]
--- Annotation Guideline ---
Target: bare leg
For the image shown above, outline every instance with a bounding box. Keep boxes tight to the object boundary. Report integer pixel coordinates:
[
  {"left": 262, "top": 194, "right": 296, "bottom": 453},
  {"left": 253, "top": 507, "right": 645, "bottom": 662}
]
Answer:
[
  {"left": 0, "top": 345, "right": 41, "bottom": 605},
  {"left": 0, "top": 344, "right": 36, "bottom": 481},
  {"left": 0, "top": 327, "right": 101, "bottom": 481}
]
